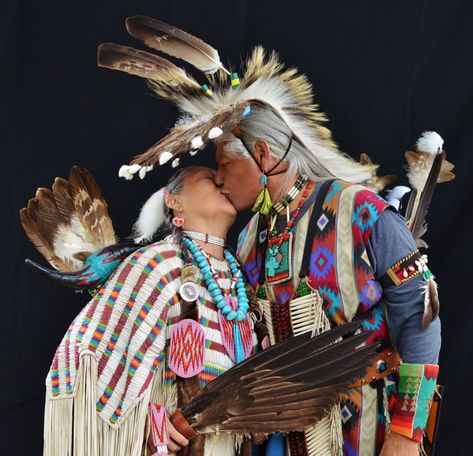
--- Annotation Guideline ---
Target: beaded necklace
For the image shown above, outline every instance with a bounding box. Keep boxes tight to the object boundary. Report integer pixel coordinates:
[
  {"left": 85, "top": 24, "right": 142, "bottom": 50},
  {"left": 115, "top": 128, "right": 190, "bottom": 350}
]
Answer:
[
  {"left": 182, "top": 236, "right": 251, "bottom": 363},
  {"left": 182, "top": 237, "right": 249, "bottom": 320},
  {"left": 270, "top": 175, "right": 308, "bottom": 216},
  {"left": 265, "top": 180, "right": 314, "bottom": 284}
]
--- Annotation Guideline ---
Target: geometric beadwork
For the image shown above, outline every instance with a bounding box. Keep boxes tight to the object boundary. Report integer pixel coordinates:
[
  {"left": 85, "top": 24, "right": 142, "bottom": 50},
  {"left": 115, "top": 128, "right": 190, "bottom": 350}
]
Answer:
[{"left": 169, "top": 319, "right": 205, "bottom": 378}]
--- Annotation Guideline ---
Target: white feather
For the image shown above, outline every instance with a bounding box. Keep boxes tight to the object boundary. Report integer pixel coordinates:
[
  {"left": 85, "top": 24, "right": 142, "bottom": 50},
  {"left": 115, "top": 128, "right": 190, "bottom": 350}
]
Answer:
[
  {"left": 133, "top": 188, "right": 166, "bottom": 243},
  {"left": 191, "top": 136, "right": 204, "bottom": 149},
  {"left": 128, "top": 164, "right": 142, "bottom": 174},
  {"left": 416, "top": 131, "right": 444, "bottom": 154},
  {"left": 385, "top": 185, "right": 411, "bottom": 210},
  {"left": 139, "top": 167, "right": 147, "bottom": 179},
  {"left": 159, "top": 151, "right": 173, "bottom": 165},
  {"left": 118, "top": 164, "right": 130, "bottom": 178},
  {"left": 208, "top": 127, "right": 223, "bottom": 139}
]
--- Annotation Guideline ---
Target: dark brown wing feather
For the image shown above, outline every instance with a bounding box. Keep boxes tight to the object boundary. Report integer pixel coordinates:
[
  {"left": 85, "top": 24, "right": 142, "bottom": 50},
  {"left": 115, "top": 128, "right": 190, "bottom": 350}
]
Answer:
[{"left": 179, "top": 322, "right": 377, "bottom": 434}]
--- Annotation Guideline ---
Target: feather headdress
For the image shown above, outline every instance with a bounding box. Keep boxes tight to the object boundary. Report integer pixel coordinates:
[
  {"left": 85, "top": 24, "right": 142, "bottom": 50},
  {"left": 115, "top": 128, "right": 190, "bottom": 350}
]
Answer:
[{"left": 98, "top": 16, "right": 377, "bottom": 183}]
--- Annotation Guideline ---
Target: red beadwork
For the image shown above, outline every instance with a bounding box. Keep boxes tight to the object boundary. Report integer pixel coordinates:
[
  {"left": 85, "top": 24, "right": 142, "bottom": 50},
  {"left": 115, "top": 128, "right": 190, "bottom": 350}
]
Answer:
[{"left": 268, "top": 181, "right": 314, "bottom": 241}]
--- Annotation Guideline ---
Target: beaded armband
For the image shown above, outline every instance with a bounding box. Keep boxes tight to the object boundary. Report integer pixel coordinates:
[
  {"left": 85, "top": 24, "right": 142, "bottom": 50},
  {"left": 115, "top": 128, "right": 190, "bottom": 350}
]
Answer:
[
  {"left": 390, "top": 363, "right": 439, "bottom": 442},
  {"left": 379, "top": 250, "right": 432, "bottom": 289}
]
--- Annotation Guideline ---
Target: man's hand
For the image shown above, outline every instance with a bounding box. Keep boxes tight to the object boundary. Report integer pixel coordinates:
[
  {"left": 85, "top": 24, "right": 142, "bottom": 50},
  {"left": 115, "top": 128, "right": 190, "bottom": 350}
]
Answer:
[
  {"left": 380, "top": 431, "right": 419, "bottom": 456},
  {"left": 167, "top": 417, "right": 190, "bottom": 453}
]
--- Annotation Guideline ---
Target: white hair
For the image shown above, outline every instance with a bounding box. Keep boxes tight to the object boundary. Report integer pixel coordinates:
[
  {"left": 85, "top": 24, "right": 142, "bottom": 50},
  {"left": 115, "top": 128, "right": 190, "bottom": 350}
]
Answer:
[{"left": 217, "top": 105, "right": 375, "bottom": 190}]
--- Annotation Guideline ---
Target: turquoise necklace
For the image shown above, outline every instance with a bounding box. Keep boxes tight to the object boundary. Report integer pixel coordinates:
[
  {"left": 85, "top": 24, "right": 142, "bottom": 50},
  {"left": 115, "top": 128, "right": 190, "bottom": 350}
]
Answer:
[{"left": 182, "top": 236, "right": 250, "bottom": 363}]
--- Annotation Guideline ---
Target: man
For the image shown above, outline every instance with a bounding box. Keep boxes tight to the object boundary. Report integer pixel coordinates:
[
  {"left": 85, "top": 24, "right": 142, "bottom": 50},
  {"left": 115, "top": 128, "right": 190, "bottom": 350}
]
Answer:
[{"left": 214, "top": 104, "right": 440, "bottom": 456}]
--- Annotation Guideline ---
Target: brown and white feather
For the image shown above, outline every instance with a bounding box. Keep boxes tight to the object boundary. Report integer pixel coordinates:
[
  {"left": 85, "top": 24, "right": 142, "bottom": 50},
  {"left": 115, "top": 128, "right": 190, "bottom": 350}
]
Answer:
[{"left": 19, "top": 166, "right": 116, "bottom": 272}]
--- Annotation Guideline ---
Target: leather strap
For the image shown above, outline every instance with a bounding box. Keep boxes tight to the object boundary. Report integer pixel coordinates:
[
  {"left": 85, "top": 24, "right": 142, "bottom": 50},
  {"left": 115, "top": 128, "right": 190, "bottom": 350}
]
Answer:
[{"left": 352, "top": 346, "right": 401, "bottom": 388}]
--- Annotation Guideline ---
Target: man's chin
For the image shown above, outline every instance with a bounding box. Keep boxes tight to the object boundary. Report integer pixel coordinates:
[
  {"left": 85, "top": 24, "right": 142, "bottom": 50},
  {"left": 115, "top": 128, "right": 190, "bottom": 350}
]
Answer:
[{"left": 227, "top": 194, "right": 254, "bottom": 212}]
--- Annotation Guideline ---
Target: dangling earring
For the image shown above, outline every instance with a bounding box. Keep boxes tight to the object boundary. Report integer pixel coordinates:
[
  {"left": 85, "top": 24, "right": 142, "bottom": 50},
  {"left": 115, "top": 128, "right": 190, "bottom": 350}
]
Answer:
[
  {"left": 252, "top": 172, "right": 272, "bottom": 215},
  {"left": 172, "top": 211, "right": 184, "bottom": 227}
]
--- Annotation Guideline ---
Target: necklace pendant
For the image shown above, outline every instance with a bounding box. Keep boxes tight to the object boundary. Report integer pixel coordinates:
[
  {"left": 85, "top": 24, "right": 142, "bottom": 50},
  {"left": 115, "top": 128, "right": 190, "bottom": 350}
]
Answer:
[
  {"left": 266, "top": 232, "right": 293, "bottom": 284},
  {"left": 217, "top": 298, "right": 253, "bottom": 363}
]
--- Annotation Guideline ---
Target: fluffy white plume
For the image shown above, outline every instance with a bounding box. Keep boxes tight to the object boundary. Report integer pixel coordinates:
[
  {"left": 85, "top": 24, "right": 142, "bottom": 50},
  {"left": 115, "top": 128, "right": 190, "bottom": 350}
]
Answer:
[
  {"left": 416, "top": 131, "right": 444, "bottom": 154},
  {"left": 132, "top": 188, "right": 166, "bottom": 243},
  {"left": 385, "top": 185, "right": 411, "bottom": 210}
]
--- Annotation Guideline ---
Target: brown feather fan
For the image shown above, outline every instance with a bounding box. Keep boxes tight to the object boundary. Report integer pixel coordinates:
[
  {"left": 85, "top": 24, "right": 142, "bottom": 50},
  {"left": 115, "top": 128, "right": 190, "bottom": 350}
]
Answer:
[
  {"left": 125, "top": 16, "right": 228, "bottom": 75},
  {"left": 170, "top": 321, "right": 378, "bottom": 436},
  {"left": 19, "top": 166, "right": 116, "bottom": 272},
  {"left": 97, "top": 43, "right": 200, "bottom": 101}
]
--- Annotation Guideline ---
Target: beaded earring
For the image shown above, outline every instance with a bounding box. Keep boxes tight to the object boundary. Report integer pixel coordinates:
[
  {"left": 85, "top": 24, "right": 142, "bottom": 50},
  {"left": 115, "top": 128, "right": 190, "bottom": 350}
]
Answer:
[
  {"left": 251, "top": 172, "right": 273, "bottom": 215},
  {"left": 172, "top": 215, "right": 184, "bottom": 227}
]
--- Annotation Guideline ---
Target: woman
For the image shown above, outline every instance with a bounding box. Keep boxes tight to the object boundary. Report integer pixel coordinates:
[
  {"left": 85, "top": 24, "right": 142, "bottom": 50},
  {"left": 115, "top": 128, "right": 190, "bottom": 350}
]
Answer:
[{"left": 43, "top": 166, "right": 259, "bottom": 456}]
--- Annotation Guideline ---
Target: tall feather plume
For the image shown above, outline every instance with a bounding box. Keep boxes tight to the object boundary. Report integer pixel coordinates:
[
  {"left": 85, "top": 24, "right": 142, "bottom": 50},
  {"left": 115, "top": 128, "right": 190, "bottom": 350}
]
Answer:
[
  {"left": 97, "top": 43, "right": 200, "bottom": 101},
  {"left": 171, "top": 322, "right": 378, "bottom": 435},
  {"left": 404, "top": 131, "right": 455, "bottom": 243},
  {"left": 19, "top": 166, "right": 116, "bottom": 272},
  {"left": 125, "top": 16, "right": 228, "bottom": 75}
]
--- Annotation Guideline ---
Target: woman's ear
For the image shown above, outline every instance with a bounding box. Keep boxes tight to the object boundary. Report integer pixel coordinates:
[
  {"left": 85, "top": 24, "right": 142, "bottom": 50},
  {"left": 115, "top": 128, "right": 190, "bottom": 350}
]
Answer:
[{"left": 165, "top": 194, "right": 183, "bottom": 213}]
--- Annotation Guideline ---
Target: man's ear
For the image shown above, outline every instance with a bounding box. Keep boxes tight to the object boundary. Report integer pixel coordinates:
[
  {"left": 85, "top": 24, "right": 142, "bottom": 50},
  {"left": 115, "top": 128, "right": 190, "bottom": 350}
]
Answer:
[{"left": 254, "top": 140, "right": 274, "bottom": 171}]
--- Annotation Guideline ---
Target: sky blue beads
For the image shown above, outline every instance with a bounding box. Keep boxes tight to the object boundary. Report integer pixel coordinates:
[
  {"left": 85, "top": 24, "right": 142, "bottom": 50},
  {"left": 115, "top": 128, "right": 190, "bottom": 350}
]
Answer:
[{"left": 183, "top": 237, "right": 249, "bottom": 322}]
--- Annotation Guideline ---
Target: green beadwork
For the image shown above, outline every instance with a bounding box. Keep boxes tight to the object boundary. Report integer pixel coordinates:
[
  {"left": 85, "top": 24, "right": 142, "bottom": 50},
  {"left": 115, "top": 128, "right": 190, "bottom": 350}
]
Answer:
[
  {"left": 256, "top": 286, "right": 267, "bottom": 299},
  {"left": 296, "top": 280, "right": 313, "bottom": 297}
]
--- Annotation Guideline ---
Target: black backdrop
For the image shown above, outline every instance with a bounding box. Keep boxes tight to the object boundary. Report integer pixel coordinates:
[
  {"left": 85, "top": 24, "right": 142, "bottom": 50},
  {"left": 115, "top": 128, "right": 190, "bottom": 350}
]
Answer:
[{"left": 1, "top": 1, "right": 472, "bottom": 454}]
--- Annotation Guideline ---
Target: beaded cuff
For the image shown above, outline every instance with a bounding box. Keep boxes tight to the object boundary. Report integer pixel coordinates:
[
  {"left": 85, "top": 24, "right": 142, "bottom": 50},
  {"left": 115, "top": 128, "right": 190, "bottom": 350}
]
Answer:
[{"left": 390, "top": 363, "right": 439, "bottom": 442}]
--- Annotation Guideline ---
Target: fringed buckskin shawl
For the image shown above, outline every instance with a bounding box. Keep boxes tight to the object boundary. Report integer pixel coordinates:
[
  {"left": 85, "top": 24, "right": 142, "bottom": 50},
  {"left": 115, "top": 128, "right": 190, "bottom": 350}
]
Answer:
[{"left": 44, "top": 238, "right": 256, "bottom": 456}]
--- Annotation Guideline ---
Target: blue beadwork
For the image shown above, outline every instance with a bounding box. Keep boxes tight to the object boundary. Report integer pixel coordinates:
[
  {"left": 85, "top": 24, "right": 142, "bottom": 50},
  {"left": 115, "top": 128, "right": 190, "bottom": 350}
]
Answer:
[{"left": 182, "top": 237, "right": 249, "bottom": 322}]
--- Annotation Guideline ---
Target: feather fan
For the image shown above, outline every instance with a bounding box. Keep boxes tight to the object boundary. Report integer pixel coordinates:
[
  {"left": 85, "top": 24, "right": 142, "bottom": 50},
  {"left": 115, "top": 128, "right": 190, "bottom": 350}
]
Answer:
[
  {"left": 170, "top": 321, "right": 378, "bottom": 436},
  {"left": 125, "top": 16, "right": 228, "bottom": 75},
  {"left": 19, "top": 166, "right": 116, "bottom": 272}
]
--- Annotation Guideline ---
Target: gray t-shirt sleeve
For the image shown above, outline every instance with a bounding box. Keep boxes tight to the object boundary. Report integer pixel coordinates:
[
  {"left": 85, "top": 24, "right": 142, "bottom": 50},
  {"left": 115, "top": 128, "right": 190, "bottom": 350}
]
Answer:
[{"left": 366, "top": 207, "right": 441, "bottom": 364}]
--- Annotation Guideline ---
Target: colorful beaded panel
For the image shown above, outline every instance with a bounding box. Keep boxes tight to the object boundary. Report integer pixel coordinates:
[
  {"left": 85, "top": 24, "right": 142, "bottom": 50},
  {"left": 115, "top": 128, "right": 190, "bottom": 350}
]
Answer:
[{"left": 390, "top": 363, "right": 439, "bottom": 442}]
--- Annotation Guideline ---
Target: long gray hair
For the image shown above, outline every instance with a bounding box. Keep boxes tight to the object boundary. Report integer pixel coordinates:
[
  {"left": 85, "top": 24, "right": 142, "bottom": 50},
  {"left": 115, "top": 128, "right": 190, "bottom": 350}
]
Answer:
[
  {"left": 217, "top": 105, "right": 376, "bottom": 194},
  {"left": 132, "top": 166, "right": 197, "bottom": 243}
]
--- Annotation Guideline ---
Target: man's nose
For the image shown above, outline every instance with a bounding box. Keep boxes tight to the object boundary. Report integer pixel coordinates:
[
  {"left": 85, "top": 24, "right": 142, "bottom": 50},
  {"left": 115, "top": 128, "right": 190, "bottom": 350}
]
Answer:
[{"left": 214, "top": 169, "right": 224, "bottom": 186}]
